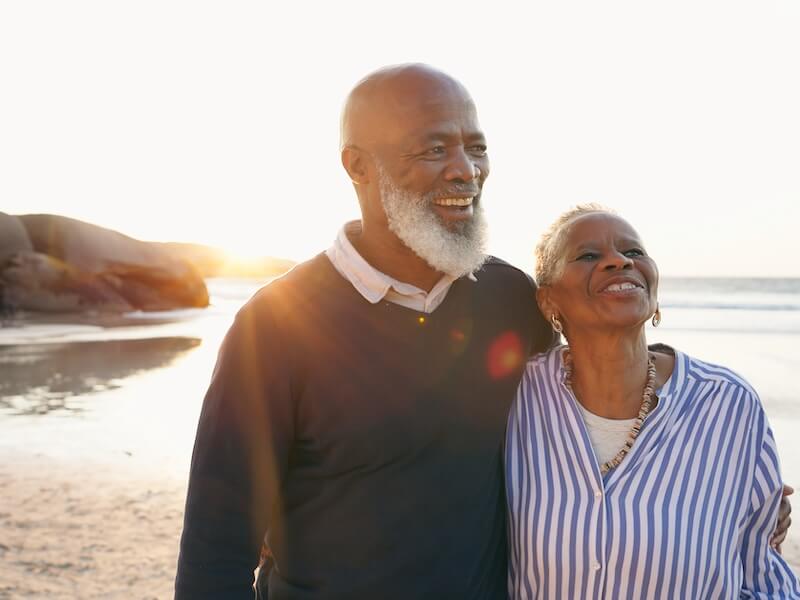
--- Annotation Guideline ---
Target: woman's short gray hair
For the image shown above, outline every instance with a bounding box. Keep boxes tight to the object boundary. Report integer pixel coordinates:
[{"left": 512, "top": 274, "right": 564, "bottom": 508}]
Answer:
[{"left": 534, "top": 203, "right": 615, "bottom": 286}]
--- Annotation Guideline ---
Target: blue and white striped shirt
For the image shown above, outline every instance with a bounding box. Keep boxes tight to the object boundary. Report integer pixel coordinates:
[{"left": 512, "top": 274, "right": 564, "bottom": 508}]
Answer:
[{"left": 506, "top": 345, "right": 800, "bottom": 599}]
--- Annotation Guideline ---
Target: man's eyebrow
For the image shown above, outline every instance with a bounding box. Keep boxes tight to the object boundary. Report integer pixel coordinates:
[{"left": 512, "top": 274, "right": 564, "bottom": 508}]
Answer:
[
  {"left": 414, "top": 130, "right": 486, "bottom": 144},
  {"left": 465, "top": 132, "right": 487, "bottom": 144}
]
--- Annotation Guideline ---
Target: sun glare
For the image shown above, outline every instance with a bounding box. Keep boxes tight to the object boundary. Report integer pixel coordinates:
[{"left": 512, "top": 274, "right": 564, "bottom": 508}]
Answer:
[{"left": 223, "top": 245, "right": 272, "bottom": 264}]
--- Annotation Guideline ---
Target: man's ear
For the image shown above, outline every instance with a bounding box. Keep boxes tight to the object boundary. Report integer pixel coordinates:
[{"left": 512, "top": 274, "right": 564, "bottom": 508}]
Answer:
[{"left": 341, "top": 146, "right": 371, "bottom": 185}]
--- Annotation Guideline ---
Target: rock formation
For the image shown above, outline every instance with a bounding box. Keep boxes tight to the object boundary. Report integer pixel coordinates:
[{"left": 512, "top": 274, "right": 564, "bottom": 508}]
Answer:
[
  {"left": 0, "top": 212, "right": 33, "bottom": 261},
  {"left": 0, "top": 213, "right": 210, "bottom": 313}
]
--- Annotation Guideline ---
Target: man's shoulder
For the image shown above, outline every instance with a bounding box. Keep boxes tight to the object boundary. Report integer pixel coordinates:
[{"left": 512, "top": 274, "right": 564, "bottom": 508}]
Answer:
[
  {"left": 477, "top": 256, "right": 537, "bottom": 289},
  {"left": 239, "top": 253, "right": 339, "bottom": 315},
  {"left": 477, "top": 256, "right": 554, "bottom": 353},
  {"left": 259, "top": 253, "right": 335, "bottom": 292}
]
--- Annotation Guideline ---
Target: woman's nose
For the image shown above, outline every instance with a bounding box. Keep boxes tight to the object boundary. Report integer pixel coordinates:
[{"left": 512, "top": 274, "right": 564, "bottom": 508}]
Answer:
[{"left": 602, "top": 251, "right": 633, "bottom": 270}]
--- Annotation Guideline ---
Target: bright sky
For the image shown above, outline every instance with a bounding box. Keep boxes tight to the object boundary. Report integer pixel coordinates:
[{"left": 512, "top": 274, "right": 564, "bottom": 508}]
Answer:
[{"left": 2, "top": 1, "right": 798, "bottom": 277}]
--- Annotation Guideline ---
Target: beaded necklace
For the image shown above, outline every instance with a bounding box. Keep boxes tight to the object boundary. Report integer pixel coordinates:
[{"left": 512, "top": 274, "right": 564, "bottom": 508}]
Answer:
[{"left": 564, "top": 350, "right": 657, "bottom": 474}]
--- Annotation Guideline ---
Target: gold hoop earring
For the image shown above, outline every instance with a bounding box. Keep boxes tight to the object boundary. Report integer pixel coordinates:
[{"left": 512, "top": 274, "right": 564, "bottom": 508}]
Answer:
[
  {"left": 651, "top": 305, "right": 662, "bottom": 327},
  {"left": 550, "top": 314, "right": 564, "bottom": 334}
]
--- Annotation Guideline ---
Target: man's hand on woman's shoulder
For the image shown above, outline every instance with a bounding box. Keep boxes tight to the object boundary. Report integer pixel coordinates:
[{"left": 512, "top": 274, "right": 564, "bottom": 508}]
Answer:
[{"left": 773, "top": 484, "right": 794, "bottom": 553}]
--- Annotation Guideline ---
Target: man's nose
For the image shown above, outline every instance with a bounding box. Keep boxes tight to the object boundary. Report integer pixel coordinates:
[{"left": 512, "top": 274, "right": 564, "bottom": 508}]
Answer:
[{"left": 443, "top": 148, "right": 481, "bottom": 182}]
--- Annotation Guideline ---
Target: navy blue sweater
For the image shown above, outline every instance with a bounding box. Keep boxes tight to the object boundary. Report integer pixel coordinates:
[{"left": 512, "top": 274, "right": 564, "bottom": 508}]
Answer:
[{"left": 175, "top": 254, "right": 552, "bottom": 599}]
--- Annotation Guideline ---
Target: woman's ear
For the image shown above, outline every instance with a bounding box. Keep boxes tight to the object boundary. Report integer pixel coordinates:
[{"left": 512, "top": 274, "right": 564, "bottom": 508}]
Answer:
[
  {"left": 536, "top": 286, "right": 557, "bottom": 321},
  {"left": 536, "top": 285, "right": 563, "bottom": 346}
]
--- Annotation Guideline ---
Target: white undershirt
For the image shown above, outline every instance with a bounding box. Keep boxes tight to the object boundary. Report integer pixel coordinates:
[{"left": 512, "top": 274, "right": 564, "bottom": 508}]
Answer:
[{"left": 577, "top": 404, "right": 637, "bottom": 466}]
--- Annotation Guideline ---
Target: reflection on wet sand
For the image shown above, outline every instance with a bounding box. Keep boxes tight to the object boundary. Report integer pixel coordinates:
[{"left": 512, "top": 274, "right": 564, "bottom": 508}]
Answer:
[{"left": 0, "top": 337, "right": 201, "bottom": 415}]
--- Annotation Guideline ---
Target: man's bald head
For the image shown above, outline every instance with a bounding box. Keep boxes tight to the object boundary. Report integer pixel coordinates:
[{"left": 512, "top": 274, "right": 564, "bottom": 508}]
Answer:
[
  {"left": 338, "top": 64, "right": 490, "bottom": 282},
  {"left": 340, "top": 64, "right": 474, "bottom": 152}
]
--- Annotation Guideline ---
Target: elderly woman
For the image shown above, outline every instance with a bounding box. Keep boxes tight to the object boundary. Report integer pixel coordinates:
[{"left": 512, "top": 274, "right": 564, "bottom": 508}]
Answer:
[{"left": 505, "top": 205, "right": 800, "bottom": 599}]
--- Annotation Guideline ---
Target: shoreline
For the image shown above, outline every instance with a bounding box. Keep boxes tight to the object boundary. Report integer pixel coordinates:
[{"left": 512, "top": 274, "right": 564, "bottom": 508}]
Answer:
[{"left": 0, "top": 310, "right": 208, "bottom": 347}]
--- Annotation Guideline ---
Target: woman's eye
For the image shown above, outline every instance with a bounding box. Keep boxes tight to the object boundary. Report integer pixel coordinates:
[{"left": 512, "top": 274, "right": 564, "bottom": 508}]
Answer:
[
  {"left": 624, "top": 248, "right": 644, "bottom": 257},
  {"left": 576, "top": 252, "right": 598, "bottom": 261}
]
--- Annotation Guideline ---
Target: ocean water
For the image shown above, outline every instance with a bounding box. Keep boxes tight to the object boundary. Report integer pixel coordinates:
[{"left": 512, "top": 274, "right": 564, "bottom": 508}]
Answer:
[{"left": 0, "top": 276, "right": 798, "bottom": 509}]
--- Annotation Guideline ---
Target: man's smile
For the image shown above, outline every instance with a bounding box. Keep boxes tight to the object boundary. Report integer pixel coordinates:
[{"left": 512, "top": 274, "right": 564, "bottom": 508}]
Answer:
[
  {"left": 432, "top": 196, "right": 474, "bottom": 207},
  {"left": 431, "top": 195, "right": 476, "bottom": 222}
]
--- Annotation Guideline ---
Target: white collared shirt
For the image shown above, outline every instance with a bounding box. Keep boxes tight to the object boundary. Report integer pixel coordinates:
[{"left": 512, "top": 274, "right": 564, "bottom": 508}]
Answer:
[{"left": 325, "top": 221, "right": 476, "bottom": 314}]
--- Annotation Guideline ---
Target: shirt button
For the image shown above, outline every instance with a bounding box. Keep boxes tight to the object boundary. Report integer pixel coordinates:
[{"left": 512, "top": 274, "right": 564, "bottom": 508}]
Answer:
[
  {"left": 592, "top": 562, "right": 601, "bottom": 571},
  {"left": 594, "top": 489, "right": 602, "bottom": 498}
]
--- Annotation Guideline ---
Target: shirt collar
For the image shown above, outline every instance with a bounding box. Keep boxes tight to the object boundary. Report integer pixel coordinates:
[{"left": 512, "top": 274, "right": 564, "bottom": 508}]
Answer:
[{"left": 326, "top": 221, "right": 477, "bottom": 305}]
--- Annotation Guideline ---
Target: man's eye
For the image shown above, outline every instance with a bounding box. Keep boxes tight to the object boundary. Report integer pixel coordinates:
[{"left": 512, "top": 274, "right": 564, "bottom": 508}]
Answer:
[
  {"left": 469, "top": 144, "right": 488, "bottom": 156},
  {"left": 425, "top": 146, "right": 446, "bottom": 156}
]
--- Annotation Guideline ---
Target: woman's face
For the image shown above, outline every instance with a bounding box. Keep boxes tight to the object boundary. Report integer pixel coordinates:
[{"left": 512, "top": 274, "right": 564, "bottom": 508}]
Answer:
[{"left": 538, "top": 213, "right": 659, "bottom": 337}]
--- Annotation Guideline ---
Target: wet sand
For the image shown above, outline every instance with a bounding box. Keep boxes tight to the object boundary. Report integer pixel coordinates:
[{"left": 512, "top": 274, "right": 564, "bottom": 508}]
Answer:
[{"left": 0, "top": 317, "right": 221, "bottom": 600}]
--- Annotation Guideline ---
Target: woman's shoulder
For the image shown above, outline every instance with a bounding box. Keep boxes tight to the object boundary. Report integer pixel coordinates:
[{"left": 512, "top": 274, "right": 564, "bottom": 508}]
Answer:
[
  {"left": 665, "top": 346, "right": 762, "bottom": 408},
  {"left": 512, "top": 346, "right": 567, "bottom": 413},
  {"left": 525, "top": 344, "right": 564, "bottom": 365},
  {"left": 521, "top": 345, "right": 566, "bottom": 382}
]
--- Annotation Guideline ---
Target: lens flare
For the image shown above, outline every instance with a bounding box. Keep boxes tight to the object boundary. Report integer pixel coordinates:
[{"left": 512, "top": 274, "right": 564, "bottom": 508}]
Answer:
[{"left": 486, "top": 331, "right": 523, "bottom": 380}]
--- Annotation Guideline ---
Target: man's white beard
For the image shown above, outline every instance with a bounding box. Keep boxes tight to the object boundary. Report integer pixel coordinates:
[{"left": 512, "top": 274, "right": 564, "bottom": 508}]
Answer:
[{"left": 376, "top": 165, "right": 488, "bottom": 279}]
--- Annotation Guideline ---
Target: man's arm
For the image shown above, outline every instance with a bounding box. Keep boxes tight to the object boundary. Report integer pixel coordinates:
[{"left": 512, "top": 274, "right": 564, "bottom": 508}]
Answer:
[
  {"left": 740, "top": 422, "right": 800, "bottom": 597},
  {"left": 175, "top": 300, "right": 293, "bottom": 599},
  {"left": 772, "top": 484, "right": 793, "bottom": 554}
]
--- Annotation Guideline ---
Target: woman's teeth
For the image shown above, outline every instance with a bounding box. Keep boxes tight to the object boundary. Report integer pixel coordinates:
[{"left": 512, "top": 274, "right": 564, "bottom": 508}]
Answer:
[{"left": 604, "top": 283, "right": 639, "bottom": 292}]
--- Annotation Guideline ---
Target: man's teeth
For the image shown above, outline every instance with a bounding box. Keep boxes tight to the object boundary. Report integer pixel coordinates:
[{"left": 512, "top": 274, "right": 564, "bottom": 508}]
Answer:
[
  {"left": 434, "top": 197, "right": 473, "bottom": 207},
  {"left": 604, "top": 282, "right": 639, "bottom": 292}
]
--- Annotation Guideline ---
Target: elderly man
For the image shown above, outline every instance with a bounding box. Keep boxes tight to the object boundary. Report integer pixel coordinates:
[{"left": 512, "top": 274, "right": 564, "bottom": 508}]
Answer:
[
  {"left": 175, "top": 64, "right": 791, "bottom": 599},
  {"left": 175, "top": 63, "right": 550, "bottom": 599}
]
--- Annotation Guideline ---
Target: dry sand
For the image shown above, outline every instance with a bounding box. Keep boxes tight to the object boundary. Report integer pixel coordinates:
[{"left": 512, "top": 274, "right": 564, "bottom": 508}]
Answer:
[
  {"left": 0, "top": 454, "right": 190, "bottom": 599},
  {"left": 1, "top": 452, "right": 798, "bottom": 599}
]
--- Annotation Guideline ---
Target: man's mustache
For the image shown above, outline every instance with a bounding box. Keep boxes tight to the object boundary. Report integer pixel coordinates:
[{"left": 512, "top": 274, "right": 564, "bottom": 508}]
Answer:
[{"left": 432, "top": 185, "right": 481, "bottom": 199}]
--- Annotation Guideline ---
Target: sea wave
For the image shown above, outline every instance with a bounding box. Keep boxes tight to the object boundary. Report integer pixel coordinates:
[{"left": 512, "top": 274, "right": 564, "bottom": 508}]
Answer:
[
  {"left": 661, "top": 301, "right": 800, "bottom": 312},
  {"left": 659, "top": 278, "right": 800, "bottom": 313},
  {"left": 123, "top": 308, "right": 208, "bottom": 320}
]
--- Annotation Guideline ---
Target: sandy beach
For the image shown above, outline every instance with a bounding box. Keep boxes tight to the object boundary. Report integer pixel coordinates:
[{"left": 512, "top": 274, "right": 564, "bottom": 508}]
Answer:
[
  {"left": 0, "top": 454, "right": 186, "bottom": 599},
  {"left": 1, "top": 278, "right": 799, "bottom": 598},
  {"left": 1, "top": 452, "right": 797, "bottom": 599},
  {"left": 0, "top": 310, "right": 227, "bottom": 600},
  {"left": 1, "top": 452, "right": 798, "bottom": 600}
]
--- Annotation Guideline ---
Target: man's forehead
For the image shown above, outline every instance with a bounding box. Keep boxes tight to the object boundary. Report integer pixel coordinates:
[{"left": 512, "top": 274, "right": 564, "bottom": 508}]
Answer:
[
  {"left": 365, "top": 81, "right": 473, "bottom": 119},
  {"left": 378, "top": 74, "right": 468, "bottom": 107},
  {"left": 364, "top": 91, "right": 481, "bottom": 148}
]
